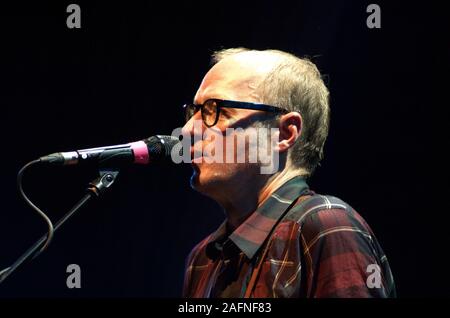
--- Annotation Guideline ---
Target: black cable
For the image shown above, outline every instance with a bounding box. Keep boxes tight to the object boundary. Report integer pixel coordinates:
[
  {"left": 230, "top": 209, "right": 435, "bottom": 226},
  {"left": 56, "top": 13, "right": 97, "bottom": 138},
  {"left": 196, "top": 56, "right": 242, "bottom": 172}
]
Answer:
[
  {"left": 0, "top": 159, "right": 55, "bottom": 281},
  {"left": 0, "top": 162, "right": 117, "bottom": 284},
  {"left": 17, "top": 159, "right": 55, "bottom": 256}
]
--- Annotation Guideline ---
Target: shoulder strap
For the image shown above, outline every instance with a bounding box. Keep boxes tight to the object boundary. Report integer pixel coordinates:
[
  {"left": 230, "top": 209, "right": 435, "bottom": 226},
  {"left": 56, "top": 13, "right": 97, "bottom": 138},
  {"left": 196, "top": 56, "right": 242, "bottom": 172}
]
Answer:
[
  {"left": 243, "top": 193, "right": 349, "bottom": 298},
  {"left": 284, "top": 194, "right": 350, "bottom": 224}
]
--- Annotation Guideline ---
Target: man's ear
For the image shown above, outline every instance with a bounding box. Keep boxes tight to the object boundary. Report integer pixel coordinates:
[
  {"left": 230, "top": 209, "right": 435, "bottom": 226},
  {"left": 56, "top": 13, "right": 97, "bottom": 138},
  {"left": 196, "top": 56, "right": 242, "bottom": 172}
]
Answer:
[{"left": 276, "top": 112, "right": 302, "bottom": 153}]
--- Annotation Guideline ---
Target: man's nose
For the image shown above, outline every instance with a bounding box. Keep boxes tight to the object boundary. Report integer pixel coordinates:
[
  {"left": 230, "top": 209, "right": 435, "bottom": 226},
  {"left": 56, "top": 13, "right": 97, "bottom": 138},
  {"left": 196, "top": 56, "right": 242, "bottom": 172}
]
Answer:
[{"left": 181, "top": 115, "right": 205, "bottom": 141}]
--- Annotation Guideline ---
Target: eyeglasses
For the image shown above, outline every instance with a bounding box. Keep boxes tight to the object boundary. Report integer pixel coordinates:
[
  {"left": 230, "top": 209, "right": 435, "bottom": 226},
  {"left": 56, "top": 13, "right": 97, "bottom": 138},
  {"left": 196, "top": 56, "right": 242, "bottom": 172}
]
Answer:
[{"left": 183, "top": 99, "right": 288, "bottom": 127}]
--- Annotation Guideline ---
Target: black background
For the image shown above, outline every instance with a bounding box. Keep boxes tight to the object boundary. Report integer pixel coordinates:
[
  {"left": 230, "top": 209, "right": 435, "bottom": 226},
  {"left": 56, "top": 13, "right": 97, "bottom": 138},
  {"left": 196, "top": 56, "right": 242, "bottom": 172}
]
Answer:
[{"left": 0, "top": 0, "right": 448, "bottom": 297}]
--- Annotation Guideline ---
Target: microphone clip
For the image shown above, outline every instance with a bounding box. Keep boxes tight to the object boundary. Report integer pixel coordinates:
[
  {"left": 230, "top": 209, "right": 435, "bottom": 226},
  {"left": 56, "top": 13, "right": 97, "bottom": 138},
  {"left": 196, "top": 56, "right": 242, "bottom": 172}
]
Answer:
[{"left": 88, "top": 169, "right": 120, "bottom": 197}]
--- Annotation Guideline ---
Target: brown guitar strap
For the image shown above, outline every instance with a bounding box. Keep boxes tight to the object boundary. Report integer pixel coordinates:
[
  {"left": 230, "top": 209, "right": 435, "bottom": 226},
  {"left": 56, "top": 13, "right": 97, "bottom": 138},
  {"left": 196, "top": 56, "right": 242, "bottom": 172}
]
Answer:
[{"left": 243, "top": 194, "right": 313, "bottom": 298}]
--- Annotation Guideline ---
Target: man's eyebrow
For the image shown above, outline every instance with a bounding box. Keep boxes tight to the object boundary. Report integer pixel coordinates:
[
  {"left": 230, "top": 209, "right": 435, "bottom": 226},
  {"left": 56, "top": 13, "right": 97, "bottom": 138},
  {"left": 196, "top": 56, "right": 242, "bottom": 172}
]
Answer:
[
  {"left": 221, "top": 106, "right": 238, "bottom": 116},
  {"left": 192, "top": 97, "right": 208, "bottom": 105},
  {"left": 194, "top": 92, "right": 228, "bottom": 104}
]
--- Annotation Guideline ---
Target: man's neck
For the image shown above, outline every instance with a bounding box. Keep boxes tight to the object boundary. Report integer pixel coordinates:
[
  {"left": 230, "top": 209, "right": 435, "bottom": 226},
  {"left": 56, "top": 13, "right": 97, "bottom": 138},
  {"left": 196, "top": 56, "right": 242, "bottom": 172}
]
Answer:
[
  {"left": 222, "top": 167, "right": 307, "bottom": 230},
  {"left": 258, "top": 168, "right": 305, "bottom": 209}
]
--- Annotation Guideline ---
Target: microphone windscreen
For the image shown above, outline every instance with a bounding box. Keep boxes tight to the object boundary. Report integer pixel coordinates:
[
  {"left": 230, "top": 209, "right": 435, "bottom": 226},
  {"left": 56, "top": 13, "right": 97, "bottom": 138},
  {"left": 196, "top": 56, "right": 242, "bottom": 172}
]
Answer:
[{"left": 145, "top": 135, "right": 182, "bottom": 161}]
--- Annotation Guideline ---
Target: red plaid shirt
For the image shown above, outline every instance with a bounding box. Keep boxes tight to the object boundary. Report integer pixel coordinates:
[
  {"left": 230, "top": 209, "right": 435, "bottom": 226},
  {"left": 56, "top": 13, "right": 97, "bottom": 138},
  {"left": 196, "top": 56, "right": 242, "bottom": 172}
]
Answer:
[{"left": 182, "top": 177, "right": 396, "bottom": 298}]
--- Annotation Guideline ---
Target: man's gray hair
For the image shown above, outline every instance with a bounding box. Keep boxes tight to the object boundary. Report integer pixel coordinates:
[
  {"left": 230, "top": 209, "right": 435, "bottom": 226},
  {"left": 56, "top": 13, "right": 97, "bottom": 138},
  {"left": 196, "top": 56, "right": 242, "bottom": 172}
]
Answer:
[{"left": 212, "top": 48, "right": 330, "bottom": 177}]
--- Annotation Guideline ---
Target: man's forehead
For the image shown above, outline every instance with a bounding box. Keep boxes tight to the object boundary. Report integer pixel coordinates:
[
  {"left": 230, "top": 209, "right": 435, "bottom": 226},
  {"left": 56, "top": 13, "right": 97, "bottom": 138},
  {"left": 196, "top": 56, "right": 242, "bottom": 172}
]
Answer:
[
  {"left": 195, "top": 52, "right": 282, "bottom": 103},
  {"left": 210, "top": 52, "right": 282, "bottom": 84},
  {"left": 223, "top": 51, "right": 282, "bottom": 73}
]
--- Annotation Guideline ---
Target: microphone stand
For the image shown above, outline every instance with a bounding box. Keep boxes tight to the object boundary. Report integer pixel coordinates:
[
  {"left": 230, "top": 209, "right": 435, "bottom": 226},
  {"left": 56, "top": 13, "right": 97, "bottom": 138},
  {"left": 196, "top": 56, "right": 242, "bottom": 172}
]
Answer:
[{"left": 0, "top": 169, "right": 120, "bottom": 284}]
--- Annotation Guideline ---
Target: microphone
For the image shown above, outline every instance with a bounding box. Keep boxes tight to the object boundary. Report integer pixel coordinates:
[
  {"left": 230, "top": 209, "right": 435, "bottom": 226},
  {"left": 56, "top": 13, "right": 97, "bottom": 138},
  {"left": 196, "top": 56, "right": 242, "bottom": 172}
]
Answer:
[{"left": 39, "top": 135, "right": 182, "bottom": 166}]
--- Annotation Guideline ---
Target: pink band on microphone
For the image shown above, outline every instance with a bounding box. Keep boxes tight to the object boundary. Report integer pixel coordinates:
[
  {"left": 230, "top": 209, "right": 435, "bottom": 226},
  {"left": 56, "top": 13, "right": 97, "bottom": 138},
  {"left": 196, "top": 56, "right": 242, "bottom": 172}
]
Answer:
[{"left": 130, "top": 141, "right": 149, "bottom": 164}]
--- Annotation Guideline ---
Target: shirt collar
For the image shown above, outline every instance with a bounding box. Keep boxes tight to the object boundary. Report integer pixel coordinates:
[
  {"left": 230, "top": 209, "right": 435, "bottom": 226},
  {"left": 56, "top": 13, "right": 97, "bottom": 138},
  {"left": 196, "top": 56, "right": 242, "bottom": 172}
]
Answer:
[{"left": 205, "top": 176, "right": 309, "bottom": 260}]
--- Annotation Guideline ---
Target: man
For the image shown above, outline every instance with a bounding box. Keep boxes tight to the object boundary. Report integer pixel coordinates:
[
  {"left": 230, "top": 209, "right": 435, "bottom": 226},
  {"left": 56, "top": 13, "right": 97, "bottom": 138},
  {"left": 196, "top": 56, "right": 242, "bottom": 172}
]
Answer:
[{"left": 181, "top": 48, "right": 395, "bottom": 298}]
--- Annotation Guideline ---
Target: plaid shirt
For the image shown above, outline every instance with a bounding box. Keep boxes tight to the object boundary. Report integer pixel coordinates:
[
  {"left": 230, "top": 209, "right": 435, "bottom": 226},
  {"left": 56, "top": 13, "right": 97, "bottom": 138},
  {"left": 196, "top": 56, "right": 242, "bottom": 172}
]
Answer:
[{"left": 182, "top": 177, "right": 396, "bottom": 298}]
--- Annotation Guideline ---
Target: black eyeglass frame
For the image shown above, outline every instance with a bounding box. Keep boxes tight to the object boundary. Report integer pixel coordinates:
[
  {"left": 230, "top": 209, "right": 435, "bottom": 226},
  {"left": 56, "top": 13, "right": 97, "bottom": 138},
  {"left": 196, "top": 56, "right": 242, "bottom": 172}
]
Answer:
[{"left": 183, "top": 98, "right": 288, "bottom": 127}]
